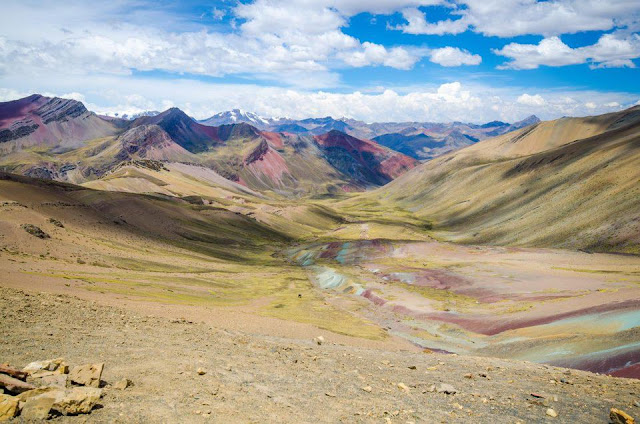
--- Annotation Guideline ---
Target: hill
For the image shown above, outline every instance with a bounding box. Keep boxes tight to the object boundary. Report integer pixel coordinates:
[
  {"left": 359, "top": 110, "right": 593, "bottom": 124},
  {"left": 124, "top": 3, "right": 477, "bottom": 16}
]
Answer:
[
  {"left": 0, "top": 94, "right": 118, "bottom": 153},
  {"left": 364, "top": 106, "right": 640, "bottom": 253}
]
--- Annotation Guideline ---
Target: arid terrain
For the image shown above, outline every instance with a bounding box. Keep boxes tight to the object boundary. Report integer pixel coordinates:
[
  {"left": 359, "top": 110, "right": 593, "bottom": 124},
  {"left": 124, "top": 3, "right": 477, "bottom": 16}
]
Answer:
[
  {"left": 2, "top": 287, "right": 639, "bottom": 423},
  {"left": 1, "top": 96, "right": 639, "bottom": 422}
]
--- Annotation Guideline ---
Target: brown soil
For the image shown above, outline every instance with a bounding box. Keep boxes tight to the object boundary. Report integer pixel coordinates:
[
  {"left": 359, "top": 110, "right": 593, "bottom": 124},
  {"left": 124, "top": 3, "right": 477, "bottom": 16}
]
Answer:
[{"left": 1, "top": 287, "right": 638, "bottom": 423}]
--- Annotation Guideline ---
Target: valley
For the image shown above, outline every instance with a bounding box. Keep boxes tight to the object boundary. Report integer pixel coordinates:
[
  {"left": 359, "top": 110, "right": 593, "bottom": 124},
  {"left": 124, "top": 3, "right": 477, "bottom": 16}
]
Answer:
[{"left": 0, "top": 95, "right": 639, "bottom": 422}]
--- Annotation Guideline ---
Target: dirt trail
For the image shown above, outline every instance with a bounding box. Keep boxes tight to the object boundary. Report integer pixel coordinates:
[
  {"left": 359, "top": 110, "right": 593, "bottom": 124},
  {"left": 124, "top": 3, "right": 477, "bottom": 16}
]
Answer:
[{"left": 1, "top": 286, "right": 639, "bottom": 423}]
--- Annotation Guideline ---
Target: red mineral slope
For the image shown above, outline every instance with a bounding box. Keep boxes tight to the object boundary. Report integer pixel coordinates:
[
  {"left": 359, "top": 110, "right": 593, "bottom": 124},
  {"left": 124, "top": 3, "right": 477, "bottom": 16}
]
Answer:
[
  {"left": 314, "top": 130, "right": 418, "bottom": 186},
  {"left": 0, "top": 94, "right": 118, "bottom": 152}
]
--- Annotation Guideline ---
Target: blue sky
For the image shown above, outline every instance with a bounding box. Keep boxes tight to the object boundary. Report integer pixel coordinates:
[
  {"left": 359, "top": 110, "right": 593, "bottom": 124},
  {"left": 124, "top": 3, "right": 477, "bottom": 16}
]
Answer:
[{"left": 0, "top": 0, "right": 639, "bottom": 123}]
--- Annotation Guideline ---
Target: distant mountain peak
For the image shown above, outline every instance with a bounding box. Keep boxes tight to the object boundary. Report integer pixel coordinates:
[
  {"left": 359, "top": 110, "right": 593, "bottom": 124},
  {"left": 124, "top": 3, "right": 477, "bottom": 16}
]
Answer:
[
  {"left": 512, "top": 115, "right": 541, "bottom": 129},
  {"left": 200, "top": 109, "right": 270, "bottom": 128}
]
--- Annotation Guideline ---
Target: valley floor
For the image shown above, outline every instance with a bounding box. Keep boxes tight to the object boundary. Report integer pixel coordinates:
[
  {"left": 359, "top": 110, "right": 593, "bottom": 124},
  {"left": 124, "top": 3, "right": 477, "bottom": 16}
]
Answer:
[
  {"left": 1, "top": 173, "right": 639, "bottom": 422},
  {"left": 1, "top": 286, "right": 639, "bottom": 423}
]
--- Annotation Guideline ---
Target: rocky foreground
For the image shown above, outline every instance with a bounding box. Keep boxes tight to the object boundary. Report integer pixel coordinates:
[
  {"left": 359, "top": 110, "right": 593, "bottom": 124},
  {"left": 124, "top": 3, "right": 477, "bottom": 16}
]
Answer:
[{"left": 0, "top": 287, "right": 638, "bottom": 423}]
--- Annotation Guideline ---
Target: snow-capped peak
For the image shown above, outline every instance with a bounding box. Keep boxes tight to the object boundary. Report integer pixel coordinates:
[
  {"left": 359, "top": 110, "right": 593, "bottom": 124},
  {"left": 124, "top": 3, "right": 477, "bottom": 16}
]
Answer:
[{"left": 200, "top": 109, "right": 274, "bottom": 128}]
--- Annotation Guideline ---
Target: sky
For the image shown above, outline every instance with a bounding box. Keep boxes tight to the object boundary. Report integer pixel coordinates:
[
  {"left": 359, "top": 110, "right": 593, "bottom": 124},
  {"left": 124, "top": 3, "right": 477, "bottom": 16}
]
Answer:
[{"left": 0, "top": 0, "right": 639, "bottom": 123}]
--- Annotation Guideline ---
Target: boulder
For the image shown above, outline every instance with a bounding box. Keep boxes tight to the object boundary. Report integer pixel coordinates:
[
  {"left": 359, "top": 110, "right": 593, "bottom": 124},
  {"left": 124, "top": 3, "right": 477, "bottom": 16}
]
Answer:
[
  {"left": 20, "top": 396, "right": 55, "bottom": 420},
  {"left": 69, "top": 363, "right": 104, "bottom": 387},
  {"left": 0, "top": 395, "right": 18, "bottom": 421},
  {"left": 34, "top": 374, "right": 68, "bottom": 388},
  {"left": 18, "top": 387, "right": 102, "bottom": 415}
]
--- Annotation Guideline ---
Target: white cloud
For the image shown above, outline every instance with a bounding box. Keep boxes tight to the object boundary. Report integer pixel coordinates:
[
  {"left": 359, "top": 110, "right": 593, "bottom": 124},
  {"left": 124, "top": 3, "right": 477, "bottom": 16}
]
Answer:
[
  {"left": 394, "top": 7, "right": 468, "bottom": 35},
  {"left": 393, "top": 0, "right": 640, "bottom": 38},
  {"left": 429, "top": 47, "right": 481, "bottom": 66},
  {"left": 0, "top": 1, "right": 435, "bottom": 91},
  {"left": 2, "top": 74, "right": 636, "bottom": 124},
  {"left": 339, "top": 42, "right": 422, "bottom": 69},
  {"left": 517, "top": 94, "right": 546, "bottom": 106},
  {"left": 494, "top": 34, "right": 640, "bottom": 70}
]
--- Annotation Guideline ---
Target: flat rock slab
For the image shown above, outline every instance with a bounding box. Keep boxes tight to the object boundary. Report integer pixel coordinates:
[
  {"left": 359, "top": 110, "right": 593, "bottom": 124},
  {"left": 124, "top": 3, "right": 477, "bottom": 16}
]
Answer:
[
  {"left": 0, "top": 394, "right": 18, "bottom": 421},
  {"left": 69, "top": 363, "right": 104, "bottom": 388},
  {"left": 18, "top": 387, "right": 102, "bottom": 415}
]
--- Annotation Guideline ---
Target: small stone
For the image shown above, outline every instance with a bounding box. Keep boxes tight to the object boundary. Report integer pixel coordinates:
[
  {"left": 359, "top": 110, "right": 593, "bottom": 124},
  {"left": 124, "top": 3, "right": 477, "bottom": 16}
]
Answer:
[
  {"left": 20, "top": 396, "right": 55, "bottom": 420},
  {"left": 408, "top": 365, "right": 417, "bottom": 370},
  {"left": 633, "top": 400, "right": 639, "bottom": 408},
  {"left": 437, "top": 384, "right": 457, "bottom": 395},
  {"left": 314, "top": 336, "right": 325, "bottom": 345},
  {"left": 197, "top": 368, "right": 206, "bottom": 376},
  {"left": 546, "top": 408, "right": 558, "bottom": 418},
  {"left": 362, "top": 386, "right": 372, "bottom": 393},
  {"left": 113, "top": 379, "right": 132, "bottom": 390},
  {"left": 610, "top": 408, "right": 635, "bottom": 424},
  {"left": 325, "top": 392, "right": 336, "bottom": 397},
  {"left": 464, "top": 373, "right": 473, "bottom": 379},
  {"left": 427, "top": 385, "right": 436, "bottom": 393},
  {"left": 397, "top": 383, "right": 410, "bottom": 392},
  {"left": 23, "top": 358, "right": 66, "bottom": 374},
  {"left": 68, "top": 363, "right": 104, "bottom": 387},
  {"left": 0, "top": 394, "right": 19, "bottom": 421}
]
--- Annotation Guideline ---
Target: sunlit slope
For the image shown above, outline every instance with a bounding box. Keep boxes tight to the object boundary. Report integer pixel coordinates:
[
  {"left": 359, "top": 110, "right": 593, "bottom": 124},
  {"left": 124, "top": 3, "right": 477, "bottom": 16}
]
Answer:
[
  {"left": 367, "top": 106, "right": 640, "bottom": 253},
  {"left": 0, "top": 172, "right": 384, "bottom": 338}
]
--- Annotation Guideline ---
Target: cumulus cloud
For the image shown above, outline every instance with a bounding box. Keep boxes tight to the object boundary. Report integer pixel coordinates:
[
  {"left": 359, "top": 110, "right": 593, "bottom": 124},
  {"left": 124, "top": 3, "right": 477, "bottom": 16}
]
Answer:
[
  {"left": 0, "top": 1, "right": 436, "bottom": 90},
  {"left": 517, "top": 94, "right": 546, "bottom": 106},
  {"left": 394, "top": 0, "right": 640, "bottom": 37},
  {"left": 429, "top": 47, "right": 481, "bottom": 66},
  {"left": 1, "top": 73, "right": 635, "bottom": 124},
  {"left": 494, "top": 34, "right": 640, "bottom": 70},
  {"left": 339, "top": 42, "right": 423, "bottom": 69},
  {"left": 394, "top": 7, "right": 468, "bottom": 35}
]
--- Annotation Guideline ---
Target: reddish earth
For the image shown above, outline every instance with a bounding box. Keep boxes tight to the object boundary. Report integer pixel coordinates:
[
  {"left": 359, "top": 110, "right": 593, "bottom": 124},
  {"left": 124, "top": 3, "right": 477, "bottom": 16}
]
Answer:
[
  {"left": 377, "top": 154, "right": 420, "bottom": 179},
  {"left": 427, "top": 299, "right": 640, "bottom": 336},
  {"left": 314, "top": 130, "right": 418, "bottom": 184},
  {"left": 0, "top": 94, "right": 49, "bottom": 128},
  {"left": 261, "top": 131, "right": 284, "bottom": 149},
  {"left": 244, "top": 140, "right": 291, "bottom": 186}
]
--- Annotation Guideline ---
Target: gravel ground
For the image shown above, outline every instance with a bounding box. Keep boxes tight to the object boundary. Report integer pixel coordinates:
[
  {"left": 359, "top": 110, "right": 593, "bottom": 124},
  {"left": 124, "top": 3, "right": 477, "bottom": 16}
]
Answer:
[{"left": 1, "top": 287, "right": 638, "bottom": 423}]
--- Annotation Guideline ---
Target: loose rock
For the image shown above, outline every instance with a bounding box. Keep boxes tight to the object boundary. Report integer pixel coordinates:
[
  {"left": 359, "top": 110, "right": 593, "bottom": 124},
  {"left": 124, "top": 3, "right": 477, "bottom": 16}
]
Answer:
[
  {"left": 69, "top": 363, "right": 104, "bottom": 387},
  {"left": 397, "top": 383, "right": 410, "bottom": 392},
  {"left": 23, "top": 358, "right": 67, "bottom": 374},
  {"left": 610, "top": 408, "right": 635, "bottom": 424},
  {"left": 0, "top": 394, "right": 18, "bottom": 421},
  {"left": 546, "top": 408, "right": 558, "bottom": 418},
  {"left": 113, "top": 378, "right": 132, "bottom": 390},
  {"left": 314, "top": 336, "right": 325, "bottom": 345},
  {"left": 19, "top": 387, "right": 102, "bottom": 415},
  {"left": 436, "top": 383, "right": 457, "bottom": 395},
  {"left": 20, "top": 396, "right": 55, "bottom": 420}
]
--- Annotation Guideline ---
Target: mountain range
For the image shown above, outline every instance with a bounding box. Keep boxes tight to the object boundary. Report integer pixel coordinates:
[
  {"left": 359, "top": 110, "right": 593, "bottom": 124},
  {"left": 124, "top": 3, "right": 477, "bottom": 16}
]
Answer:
[
  {"left": 199, "top": 109, "right": 540, "bottom": 160},
  {"left": 0, "top": 95, "right": 418, "bottom": 196}
]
